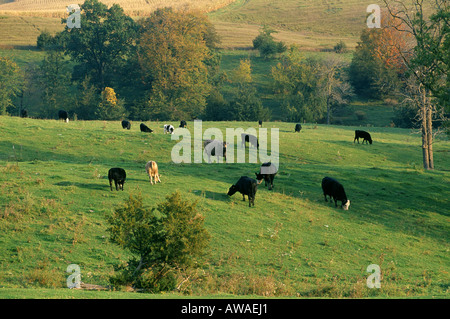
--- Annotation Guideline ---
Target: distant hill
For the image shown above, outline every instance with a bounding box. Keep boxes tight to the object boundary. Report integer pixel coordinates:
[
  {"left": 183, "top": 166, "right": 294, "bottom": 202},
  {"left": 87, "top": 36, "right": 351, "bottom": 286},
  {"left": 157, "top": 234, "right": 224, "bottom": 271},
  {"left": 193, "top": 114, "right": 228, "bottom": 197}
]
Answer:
[{"left": 0, "top": 0, "right": 237, "bottom": 15}]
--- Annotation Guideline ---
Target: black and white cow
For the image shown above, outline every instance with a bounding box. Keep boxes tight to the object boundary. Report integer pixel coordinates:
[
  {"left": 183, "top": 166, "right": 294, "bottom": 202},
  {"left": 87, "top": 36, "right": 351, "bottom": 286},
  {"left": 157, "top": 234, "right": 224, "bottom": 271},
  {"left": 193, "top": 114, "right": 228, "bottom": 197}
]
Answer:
[
  {"left": 295, "top": 123, "right": 302, "bottom": 132},
  {"left": 179, "top": 120, "right": 187, "bottom": 128},
  {"left": 204, "top": 139, "right": 227, "bottom": 163},
  {"left": 108, "top": 167, "right": 126, "bottom": 191},
  {"left": 241, "top": 133, "right": 259, "bottom": 149},
  {"left": 227, "top": 176, "right": 258, "bottom": 207},
  {"left": 321, "top": 176, "right": 350, "bottom": 210},
  {"left": 164, "top": 124, "right": 174, "bottom": 134},
  {"left": 258, "top": 120, "right": 263, "bottom": 127},
  {"left": 354, "top": 130, "right": 372, "bottom": 144},
  {"left": 255, "top": 162, "right": 278, "bottom": 190},
  {"left": 58, "top": 110, "right": 69, "bottom": 123},
  {"left": 121, "top": 120, "right": 131, "bottom": 130},
  {"left": 140, "top": 123, "right": 153, "bottom": 133}
]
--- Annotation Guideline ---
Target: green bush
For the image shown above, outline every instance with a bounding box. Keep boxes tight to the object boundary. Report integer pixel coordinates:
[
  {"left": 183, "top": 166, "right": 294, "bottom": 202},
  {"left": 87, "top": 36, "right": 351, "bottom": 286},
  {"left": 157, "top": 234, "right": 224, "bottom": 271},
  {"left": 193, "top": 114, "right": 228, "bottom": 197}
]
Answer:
[
  {"left": 107, "top": 192, "right": 210, "bottom": 292},
  {"left": 253, "top": 26, "right": 287, "bottom": 59}
]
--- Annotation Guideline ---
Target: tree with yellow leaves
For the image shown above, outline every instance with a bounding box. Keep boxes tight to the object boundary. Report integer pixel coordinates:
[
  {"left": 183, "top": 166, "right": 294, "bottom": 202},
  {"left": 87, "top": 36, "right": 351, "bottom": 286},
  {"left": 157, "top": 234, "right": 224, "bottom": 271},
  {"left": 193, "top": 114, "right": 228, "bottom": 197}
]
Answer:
[{"left": 96, "top": 87, "right": 127, "bottom": 120}]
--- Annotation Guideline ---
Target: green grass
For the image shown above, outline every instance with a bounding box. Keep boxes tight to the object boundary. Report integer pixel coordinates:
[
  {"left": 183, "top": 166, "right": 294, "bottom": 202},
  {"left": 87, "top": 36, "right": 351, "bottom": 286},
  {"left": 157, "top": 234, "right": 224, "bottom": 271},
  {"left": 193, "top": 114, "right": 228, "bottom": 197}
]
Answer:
[{"left": 0, "top": 116, "right": 449, "bottom": 298}]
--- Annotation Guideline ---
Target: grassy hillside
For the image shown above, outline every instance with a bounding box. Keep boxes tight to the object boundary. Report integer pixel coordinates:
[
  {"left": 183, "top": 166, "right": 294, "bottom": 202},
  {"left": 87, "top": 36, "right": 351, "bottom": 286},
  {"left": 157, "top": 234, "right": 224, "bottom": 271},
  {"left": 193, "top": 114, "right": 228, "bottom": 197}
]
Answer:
[
  {"left": 0, "top": 116, "right": 449, "bottom": 298},
  {"left": 0, "top": 0, "right": 236, "bottom": 14}
]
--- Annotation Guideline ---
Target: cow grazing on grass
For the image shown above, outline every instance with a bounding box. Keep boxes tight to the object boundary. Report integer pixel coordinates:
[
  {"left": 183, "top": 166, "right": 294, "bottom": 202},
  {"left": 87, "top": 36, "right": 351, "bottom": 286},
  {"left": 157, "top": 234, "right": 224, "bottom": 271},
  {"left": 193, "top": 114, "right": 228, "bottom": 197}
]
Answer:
[
  {"left": 122, "top": 120, "right": 131, "bottom": 130},
  {"left": 164, "top": 124, "right": 174, "bottom": 134},
  {"left": 321, "top": 177, "right": 350, "bottom": 210},
  {"left": 241, "top": 133, "right": 259, "bottom": 149},
  {"left": 258, "top": 120, "right": 262, "bottom": 127},
  {"left": 20, "top": 109, "right": 28, "bottom": 118},
  {"left": 179, "top": 120, "right": 187, "bottom": 128},
  {"left": 204, "top": 139, "right": 227, "bottom": 163},
  {"left": 140, "top": 123, "right": 153, "bottom": 133},
  {"left": 108, "top": 167, "right": 126, "bottom": 191},
  {"left": 227, "top": 176, "right": 258, "bottom": 207},
  {"left": 58, "top": 110, "right": 69, "bottom": 123},
  {"left": 354, "top": 130, "right": 372, "bottom": 144},
  {"left": 295, "top": 123, "right": 302, "bottom": 132},
  {"left": 255, "top": 162, "right": 278, "bottom": 190},
  {"left": 145, "top": 161, "right": 161, "bottom": 185}
]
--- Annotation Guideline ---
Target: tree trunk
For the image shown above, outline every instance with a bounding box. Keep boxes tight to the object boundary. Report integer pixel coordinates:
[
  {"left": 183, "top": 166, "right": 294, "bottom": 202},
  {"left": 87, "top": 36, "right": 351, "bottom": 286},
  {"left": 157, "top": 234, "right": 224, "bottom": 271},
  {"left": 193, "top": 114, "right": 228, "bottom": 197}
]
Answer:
[
  {"left": 421, "top": 105, "right": 430, "bottom": 170},
  {"left": 426, "top": 104, "right": 434, "bottom": 169}
]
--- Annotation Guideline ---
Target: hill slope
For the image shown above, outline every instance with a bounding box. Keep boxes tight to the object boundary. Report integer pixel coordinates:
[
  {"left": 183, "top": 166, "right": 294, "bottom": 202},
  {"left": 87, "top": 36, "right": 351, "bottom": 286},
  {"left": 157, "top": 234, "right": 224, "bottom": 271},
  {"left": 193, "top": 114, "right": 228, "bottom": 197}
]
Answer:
[
  {"left": 0, "top": 0, "right": 236, "bottom": 14},
  {"left": 0, "top": 116, "right": 449, "bottom": 297}
]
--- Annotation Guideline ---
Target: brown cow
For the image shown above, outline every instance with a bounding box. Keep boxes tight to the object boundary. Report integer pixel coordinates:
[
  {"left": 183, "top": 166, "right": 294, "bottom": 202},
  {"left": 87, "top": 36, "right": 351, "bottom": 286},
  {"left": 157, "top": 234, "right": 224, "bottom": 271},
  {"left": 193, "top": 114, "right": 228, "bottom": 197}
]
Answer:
[{"left": 145, "top": 161, "right": 161, "bottom": 185}]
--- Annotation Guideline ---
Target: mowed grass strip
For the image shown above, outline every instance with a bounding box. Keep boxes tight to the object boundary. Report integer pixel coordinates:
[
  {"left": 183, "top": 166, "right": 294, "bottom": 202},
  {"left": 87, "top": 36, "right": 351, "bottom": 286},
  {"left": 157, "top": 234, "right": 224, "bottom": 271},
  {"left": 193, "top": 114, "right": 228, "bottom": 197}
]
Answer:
[{"left": 0, "top": 116, "right": 448, "bottom": 297}]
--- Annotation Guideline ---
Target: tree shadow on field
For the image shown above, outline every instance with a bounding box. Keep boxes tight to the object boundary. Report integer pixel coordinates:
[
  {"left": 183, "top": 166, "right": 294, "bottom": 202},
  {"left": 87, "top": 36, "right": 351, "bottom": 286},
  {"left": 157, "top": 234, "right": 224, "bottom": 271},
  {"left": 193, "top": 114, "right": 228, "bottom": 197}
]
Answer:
[
  {"left": 54, "top": 181, "right": 107, "bottom": 191},
  {"left": 191, "top": 190, "right": 230, "bottom": 202}
]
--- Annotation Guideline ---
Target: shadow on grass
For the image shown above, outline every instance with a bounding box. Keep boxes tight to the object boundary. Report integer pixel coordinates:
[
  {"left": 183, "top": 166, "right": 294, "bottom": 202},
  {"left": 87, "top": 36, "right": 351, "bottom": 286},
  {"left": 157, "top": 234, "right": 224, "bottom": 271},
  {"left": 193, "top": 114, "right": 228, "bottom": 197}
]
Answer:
[{"left": 191, "top": 190, "right": 230, "bottom": 202}]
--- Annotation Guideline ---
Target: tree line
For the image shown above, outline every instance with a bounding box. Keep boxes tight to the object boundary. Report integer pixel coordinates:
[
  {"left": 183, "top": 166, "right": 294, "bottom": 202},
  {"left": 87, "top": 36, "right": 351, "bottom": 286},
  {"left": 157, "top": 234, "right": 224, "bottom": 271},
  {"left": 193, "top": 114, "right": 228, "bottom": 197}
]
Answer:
[{"left": 0, "top": 0, "right": 448, "bottom": 136}]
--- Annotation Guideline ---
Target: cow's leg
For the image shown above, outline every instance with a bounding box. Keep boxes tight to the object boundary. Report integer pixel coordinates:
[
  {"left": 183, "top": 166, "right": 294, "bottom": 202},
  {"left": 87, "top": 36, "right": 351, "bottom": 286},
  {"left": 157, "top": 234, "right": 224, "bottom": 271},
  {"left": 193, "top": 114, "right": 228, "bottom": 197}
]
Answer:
[
  {"left": 242, "top": 194, "right": 246, "bottom": 201},
  {"left": 109, "top": 179, "right": 113, "bottom": 191},
  {"left": 115, "top": 180, "right": 119, "bottom": 191},
  {"left": 324, "top": 194, "right": 327, "bottom": 202},
  {"left": 333, "top": 197, "right": 338, "bottom": 207}
]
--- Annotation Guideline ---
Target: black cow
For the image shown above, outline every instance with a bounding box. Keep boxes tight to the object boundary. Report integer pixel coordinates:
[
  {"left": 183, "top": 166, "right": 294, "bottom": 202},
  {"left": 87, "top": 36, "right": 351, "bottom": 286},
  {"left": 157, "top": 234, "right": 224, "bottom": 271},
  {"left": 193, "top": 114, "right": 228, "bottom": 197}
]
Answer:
[
  {"left": 227, "top": 176, "right": 258, "bottom": 207},
  {"left": 255, "top": 162, "right": 278, "bottom": 190},
  {"left": 258, "top": 120, "right": 262, "bottom": 127},
  {"left": 241, "top": 133, "right": 259, "bottom": 149},
  {"left": 20, "top": 109, "right": 28, "bottom": 118},
  {"left": 321, "top": 177, "right": 350, "bottom": 210},
  {"left": 140, "top": 123, "right": 153, "bottom": 133},
  {"left": 354, "top": 130, "right": 372, "bottom": 144},
  {"left": 204, "top": 139, "right": 227, "bottom": 163},
  {"left": 58, "top": 110, "right": 69, "bottom": 123},
  {"left": 121, "top": 120, "right": 131, "bottom": 130},
  {"left": 179, "top": 120, "right": 187, "bottom": 128},
  {"left": 295, "top": 123, "right": 302, "bottom": 132},
  {"left": 108, "top": 168, "right": 126, "bottom": 191}
]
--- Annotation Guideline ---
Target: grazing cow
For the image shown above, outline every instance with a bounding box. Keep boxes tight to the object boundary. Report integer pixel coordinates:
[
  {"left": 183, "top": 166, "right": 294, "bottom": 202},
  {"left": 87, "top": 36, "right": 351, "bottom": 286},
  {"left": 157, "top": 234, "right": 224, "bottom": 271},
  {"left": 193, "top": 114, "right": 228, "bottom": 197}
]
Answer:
[
  {"left": 121, "top": 120, "right": 131, "bottom": 130},
  {"left": 20, "top": 109, "right": 28, "bottom": 118},
  {"left": 58, "top": 110, "right": 69, "bottom": 123},
  {"left": 108, "top": 168, "right": 126, "bottom": 191},
  {"left": 179, "top": 120, "right": 187, "bottom": 128},
  {"left": 255, "top": 162, "right": 278, "bottom": 190},
  {"left": 204, "top": 139, "right": 227, "bottom": 163},
  {"left": 227, "top": 176, "right": 258, "bottom": 207},
  {"left": 258, "top": 120, "right": 263, "bottom": 127},
  {"left": 140, "top": 123, "right": 153, "bottom": 133},
  {"left": 295, "top": 123, "right": 302, "bottom": 132},
  {"left": 321, "top": 177, "right": 350, "bottom": 210},
  {"left": 164, "top": 124, "right": 174, "bottom": 134},
  {"left": 241, "top": 133, "right": 259, "bottom": 149},
  {"left": 354, "top": 130, "right": 372, "bottom": 144},
  {"left": 145, "top": 161, "right": 161, "bottom": 185}
]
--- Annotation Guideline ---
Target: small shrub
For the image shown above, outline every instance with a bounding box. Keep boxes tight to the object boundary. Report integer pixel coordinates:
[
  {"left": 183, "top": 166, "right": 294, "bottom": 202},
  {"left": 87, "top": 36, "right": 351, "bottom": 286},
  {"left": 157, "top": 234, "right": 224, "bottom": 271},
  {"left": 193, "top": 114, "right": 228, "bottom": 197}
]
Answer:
[
  {"left": 107, "top": 192, "right": 210, "bottom": 292},
  {"left": 333, "top": 40, "right": 347, "bottom": 54}
]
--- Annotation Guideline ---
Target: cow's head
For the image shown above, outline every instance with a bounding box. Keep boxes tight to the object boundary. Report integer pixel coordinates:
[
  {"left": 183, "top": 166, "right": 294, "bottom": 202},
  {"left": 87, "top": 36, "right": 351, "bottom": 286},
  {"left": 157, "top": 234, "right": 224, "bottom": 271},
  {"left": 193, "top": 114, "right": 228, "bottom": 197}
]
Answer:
[
  {"left": 227, "top": 185, "right": 237, "bottom": 196},
  {"left": 342, "top": 200, "right": 350, "bottom": 210},
  {"left": 255, "top": 172, "right": 264, "bottom": 184}
]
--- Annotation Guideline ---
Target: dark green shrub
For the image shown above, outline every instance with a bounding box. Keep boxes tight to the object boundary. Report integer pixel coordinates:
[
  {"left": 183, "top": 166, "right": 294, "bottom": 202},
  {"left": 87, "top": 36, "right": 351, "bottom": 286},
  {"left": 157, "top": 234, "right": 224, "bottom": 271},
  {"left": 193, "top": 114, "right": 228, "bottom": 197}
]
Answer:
[{"left": 107, "top": 192, "right": 210, "bottom": 292}]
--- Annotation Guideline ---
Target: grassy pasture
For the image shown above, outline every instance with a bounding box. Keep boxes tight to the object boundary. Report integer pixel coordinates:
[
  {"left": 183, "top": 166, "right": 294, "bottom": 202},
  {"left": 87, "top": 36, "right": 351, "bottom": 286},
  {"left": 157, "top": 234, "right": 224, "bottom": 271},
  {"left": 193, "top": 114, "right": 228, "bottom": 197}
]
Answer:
[{"left": 0, "top": 116, "right": 448, "bottom": 298}]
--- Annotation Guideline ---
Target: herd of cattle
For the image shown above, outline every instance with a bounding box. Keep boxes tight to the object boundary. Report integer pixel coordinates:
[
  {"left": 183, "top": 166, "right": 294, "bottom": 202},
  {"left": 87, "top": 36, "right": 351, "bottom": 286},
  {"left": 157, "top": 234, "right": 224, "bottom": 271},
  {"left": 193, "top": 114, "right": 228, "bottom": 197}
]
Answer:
[{"left": 50, "top": 110, "right": 373, "bottom": 210}]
